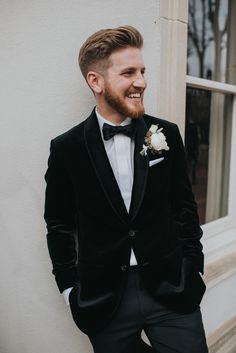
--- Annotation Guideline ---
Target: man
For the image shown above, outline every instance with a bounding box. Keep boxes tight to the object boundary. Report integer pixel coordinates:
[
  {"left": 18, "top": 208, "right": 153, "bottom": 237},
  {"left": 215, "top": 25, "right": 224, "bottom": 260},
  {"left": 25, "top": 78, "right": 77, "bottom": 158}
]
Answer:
[{"left": 44, "top": 25, "right": 208, "bottom": 353}]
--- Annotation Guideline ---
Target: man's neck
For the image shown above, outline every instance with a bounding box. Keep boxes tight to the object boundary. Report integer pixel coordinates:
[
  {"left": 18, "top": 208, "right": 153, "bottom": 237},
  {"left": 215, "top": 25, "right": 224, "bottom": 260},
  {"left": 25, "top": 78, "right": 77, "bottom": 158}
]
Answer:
[
  {"left": 95, "top": 107, "right": 131, "bottom": 128},
  {"left": 96, "top": 105, "right": 126, "bottom": 125}
]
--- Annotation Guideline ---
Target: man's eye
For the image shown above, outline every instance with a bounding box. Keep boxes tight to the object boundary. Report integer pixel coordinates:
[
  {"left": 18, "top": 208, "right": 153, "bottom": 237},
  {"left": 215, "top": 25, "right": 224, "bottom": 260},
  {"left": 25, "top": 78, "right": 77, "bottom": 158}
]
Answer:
[{"left": 123, "top": 71, "right": 133, "bottom": 76}]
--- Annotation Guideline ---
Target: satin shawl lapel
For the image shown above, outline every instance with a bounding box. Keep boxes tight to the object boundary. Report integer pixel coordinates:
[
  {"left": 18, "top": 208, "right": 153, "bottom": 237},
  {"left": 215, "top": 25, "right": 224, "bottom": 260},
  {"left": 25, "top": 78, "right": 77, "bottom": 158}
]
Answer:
[
  {"left": 129, "top": 118, "right": 149, "bottom": 222},
  {"left": 84, "top": 110, "right": 129, "bottom": 225}
]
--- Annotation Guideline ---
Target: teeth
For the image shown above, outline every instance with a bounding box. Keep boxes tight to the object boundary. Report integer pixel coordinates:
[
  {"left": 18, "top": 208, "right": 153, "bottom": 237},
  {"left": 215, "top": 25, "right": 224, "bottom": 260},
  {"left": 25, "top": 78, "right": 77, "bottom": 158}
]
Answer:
[{"left": 128, "top": 93, "right": 141, "bottom": 98}]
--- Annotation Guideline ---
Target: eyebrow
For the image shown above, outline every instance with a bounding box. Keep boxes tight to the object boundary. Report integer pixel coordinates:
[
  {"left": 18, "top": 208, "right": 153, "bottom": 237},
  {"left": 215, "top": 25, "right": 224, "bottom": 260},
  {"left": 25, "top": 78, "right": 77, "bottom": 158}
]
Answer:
[{"left": 120, "top": 66, "right": 146, "bottom": 73}]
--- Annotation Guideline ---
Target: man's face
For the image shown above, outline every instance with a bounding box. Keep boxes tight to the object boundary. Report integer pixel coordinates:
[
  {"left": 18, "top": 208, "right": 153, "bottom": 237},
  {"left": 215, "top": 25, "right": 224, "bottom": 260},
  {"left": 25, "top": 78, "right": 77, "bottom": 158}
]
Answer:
[{"left": 102, "top": 46, "right": 147, "bottom": 120}]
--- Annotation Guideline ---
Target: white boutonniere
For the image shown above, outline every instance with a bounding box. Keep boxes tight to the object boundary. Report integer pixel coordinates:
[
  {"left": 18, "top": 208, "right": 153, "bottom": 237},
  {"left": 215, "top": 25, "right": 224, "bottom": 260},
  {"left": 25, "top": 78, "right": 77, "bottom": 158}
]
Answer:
[{"left": 140, "top": 124, "right": 170, "bottom": 156}]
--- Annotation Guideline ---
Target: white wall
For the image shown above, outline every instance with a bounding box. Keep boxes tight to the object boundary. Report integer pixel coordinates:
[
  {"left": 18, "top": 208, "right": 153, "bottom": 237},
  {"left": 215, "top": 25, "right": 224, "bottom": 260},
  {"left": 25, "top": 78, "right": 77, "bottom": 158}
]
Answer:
[
  {"left": 0, "top": 1, "right": 160, "bottom": 352},
  {"left": 201, "top": 272, "right": 236, "bottom": 336}
]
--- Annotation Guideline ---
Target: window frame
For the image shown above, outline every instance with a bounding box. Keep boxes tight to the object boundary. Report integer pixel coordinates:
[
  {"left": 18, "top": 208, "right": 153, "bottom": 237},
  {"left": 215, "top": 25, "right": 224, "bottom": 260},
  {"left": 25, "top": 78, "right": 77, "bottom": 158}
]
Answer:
[
  {"left": 186, "top": 75, "right": 236, "bottom": 260},
  {"left": 158, "top": 0, "right": 236, "bottom": 261}
]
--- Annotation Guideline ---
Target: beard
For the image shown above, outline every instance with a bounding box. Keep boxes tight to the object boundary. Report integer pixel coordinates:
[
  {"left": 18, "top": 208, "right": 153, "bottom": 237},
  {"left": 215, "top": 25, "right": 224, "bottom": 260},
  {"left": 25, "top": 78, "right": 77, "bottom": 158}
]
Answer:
[{"left": 103, "top": 83, "right": 145, "bottom": 119}]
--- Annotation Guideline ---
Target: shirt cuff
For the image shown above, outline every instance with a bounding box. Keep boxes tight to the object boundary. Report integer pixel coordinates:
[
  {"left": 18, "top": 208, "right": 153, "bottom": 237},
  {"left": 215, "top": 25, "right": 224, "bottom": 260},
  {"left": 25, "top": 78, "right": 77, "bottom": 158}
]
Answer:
[{"left": 62, "top": 287, "right": 73, "bottom": 306}]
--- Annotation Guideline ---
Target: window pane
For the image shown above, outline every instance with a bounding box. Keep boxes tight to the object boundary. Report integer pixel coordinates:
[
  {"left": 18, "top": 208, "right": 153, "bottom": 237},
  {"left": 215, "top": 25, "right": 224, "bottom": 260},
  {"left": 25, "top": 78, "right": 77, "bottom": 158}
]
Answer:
[
  {"left": 187, "top": 0, "right": 229, "bottom": 83},
  {"left": 185, "top": 87, "right": 233, "bottom": 224}
]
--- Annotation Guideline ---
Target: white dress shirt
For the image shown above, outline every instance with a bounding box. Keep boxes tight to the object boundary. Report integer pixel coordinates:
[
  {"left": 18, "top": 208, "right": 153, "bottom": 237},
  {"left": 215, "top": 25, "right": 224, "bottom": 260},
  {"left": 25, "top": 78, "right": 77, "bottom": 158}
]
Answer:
[
  {"left": 63, "top": 108, "right": 137, "bottom": 305},
  {"left": 96, "top": 109, "right": 137, "bottom": 265}
]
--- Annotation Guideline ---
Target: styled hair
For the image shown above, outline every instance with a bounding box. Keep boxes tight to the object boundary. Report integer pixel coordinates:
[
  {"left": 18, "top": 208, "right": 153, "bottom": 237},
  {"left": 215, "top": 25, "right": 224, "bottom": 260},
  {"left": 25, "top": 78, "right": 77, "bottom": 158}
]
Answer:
[{"left": 78, "top": 25, "right": 143, "bottom": 79}]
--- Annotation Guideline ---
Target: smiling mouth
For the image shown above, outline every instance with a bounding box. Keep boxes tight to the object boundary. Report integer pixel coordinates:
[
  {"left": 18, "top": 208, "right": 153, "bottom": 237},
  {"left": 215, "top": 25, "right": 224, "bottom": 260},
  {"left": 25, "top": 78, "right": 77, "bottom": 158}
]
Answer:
[
  {"left": 126, "top": 92, "right": 144, "bottom": 101},
  {"left": 127, "top": 92, "right": 141, "bottom": 98}
]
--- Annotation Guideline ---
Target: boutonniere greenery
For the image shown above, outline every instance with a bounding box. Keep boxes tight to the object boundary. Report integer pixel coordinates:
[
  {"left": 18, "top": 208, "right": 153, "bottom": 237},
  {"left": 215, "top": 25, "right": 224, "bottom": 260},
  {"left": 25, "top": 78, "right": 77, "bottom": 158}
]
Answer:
[{"left": 140, "top": 124, "right": 170, "bottom": 156}]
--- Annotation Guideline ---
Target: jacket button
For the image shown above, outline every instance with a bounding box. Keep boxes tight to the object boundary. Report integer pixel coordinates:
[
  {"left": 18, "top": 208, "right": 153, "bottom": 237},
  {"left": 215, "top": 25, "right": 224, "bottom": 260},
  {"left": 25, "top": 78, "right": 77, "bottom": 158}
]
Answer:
[
  {"left": 129, "top": 229, "right": 136, "bottom": 237},
  {"left": 121, "top": 265, "right": 128, "bottom": 272}
]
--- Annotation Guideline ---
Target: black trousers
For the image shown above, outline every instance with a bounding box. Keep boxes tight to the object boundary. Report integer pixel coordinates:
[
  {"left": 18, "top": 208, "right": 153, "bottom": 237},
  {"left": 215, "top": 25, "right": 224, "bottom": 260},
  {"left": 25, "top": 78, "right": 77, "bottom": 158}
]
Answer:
[{"left": 88, "top": 267, "right": 208, "bottom": 353}]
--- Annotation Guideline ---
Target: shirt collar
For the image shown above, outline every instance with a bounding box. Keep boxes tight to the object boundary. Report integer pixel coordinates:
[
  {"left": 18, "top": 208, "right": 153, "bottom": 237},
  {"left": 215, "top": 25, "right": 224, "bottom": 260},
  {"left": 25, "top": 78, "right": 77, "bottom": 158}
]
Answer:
[{"left": 95, "top": 107, "right": 132, "bottom": 138}]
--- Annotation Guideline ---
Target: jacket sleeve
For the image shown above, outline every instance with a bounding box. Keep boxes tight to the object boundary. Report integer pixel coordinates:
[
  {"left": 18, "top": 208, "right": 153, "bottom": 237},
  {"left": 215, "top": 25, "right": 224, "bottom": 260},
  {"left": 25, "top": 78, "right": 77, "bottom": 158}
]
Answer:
[
  {"left": 171, "top": 124, "right": 204, "bottom": 274},
  {"left": 44, "top": 140, "right": 79, "bottom": 292}
]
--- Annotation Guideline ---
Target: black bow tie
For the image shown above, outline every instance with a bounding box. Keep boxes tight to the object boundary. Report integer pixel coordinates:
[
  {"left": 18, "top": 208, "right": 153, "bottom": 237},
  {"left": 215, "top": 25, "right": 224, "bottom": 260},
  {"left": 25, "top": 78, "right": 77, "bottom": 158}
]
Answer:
[{"left": 102, "top": 123, "right": 136, "bottom": 141}]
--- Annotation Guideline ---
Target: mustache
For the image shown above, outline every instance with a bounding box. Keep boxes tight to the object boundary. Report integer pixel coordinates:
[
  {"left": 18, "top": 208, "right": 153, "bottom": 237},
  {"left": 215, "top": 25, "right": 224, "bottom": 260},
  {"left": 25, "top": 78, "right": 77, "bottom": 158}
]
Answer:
[{"left": 126, "top": 89, "right": 144, "bottom": 95}]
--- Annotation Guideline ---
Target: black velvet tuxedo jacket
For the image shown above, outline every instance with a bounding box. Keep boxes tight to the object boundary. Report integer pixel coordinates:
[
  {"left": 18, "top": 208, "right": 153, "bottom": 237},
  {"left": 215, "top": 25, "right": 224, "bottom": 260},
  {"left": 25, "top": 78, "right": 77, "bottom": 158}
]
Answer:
[{"left": 44, "top": 108, "right": 205, "bottom": 334}]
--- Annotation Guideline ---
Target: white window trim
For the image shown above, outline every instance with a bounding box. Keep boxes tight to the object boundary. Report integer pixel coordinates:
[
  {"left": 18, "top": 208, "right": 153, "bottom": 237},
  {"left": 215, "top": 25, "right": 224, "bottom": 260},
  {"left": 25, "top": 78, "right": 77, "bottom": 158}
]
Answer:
[
  {"left": 186, "top": 75, "right": 236, "bottom": 262},
  {"left": 186, "top": 76, "right": 236, "bottom": 94}
]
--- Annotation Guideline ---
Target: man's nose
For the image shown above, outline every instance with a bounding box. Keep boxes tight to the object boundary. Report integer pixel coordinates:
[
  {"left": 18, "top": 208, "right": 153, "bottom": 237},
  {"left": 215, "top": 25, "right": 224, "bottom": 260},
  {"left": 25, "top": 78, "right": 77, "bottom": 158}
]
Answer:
[{"left": 133, "top": 73, "right": 147, "bottom": 89}]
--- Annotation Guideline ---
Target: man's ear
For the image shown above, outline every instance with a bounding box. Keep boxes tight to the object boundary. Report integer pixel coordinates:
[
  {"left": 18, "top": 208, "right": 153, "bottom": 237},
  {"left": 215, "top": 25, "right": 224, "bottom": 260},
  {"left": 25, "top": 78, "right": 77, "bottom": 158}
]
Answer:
[{"left": 86, "top": 71, "right": 104, "bottom": 94}]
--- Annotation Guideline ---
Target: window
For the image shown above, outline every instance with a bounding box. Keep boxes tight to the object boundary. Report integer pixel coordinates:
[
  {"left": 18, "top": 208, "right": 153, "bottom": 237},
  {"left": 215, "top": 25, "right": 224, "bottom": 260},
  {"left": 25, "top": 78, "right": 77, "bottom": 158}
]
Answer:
[
  {"left": 187, "top": 0, "right": 229, "bottom": 82},
  {"left": 185, "top": 87, "right": 233, "bottom": 224},
  {"left": 186, "top": 0, "right": 236, "bottom": 225}
]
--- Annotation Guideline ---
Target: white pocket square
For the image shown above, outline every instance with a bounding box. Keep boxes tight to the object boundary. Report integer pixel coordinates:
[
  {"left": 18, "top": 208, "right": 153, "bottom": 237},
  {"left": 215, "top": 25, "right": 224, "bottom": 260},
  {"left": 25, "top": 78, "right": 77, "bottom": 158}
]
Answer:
[{"left": 149, "top": 157, "right": 164, "bottom": 167}]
